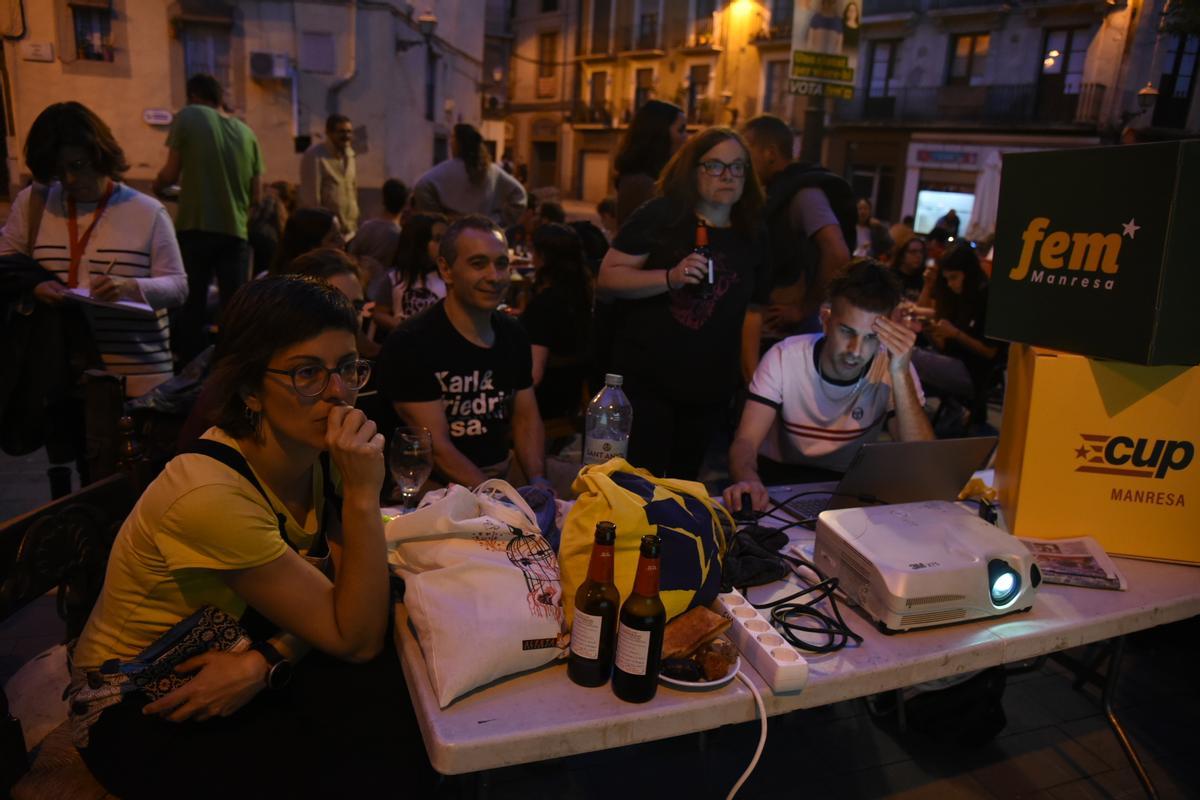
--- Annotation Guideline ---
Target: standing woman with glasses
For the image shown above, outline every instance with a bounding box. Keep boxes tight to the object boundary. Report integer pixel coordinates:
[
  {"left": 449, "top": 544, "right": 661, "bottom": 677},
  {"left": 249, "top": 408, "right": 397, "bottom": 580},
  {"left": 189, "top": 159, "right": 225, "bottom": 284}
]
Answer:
[
  {"left": 0, "top": 102, "right": 186, "bottom": 397},
  {"left": 597, "top": 127, "right": 770, "bottom": 479},
  {"left": 69, "top": 276, "right": 434, "bottom": 798}
]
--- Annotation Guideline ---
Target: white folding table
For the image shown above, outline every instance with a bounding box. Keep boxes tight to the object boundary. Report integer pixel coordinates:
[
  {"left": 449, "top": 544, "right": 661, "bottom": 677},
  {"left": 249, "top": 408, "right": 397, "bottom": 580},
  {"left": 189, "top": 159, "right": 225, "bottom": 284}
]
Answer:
[{"left": 392, "top": 497, "right": 1200, "bottom": 794}]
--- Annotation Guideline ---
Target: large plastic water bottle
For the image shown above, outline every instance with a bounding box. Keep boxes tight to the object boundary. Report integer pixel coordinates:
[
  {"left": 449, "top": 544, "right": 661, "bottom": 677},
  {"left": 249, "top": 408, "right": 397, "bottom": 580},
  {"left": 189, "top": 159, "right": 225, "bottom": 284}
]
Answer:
[{"left": 584, "top": 374, "right": 633, "bottom": 465}]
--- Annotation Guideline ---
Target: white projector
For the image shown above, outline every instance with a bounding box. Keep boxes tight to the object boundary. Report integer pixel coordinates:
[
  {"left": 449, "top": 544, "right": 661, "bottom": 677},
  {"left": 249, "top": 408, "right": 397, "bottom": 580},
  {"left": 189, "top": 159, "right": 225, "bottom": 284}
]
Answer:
[{"left": 812, "top": 501, "right": 1040, "bottom": 633}]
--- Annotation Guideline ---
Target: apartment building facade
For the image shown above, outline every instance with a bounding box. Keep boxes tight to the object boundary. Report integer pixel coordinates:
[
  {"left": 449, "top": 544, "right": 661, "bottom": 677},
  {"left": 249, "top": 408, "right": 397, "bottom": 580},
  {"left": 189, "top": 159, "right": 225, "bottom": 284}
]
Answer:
[
  {"left": 827, "top": 0, "right": 1198, "bottom": 239},
  {"left": 505, "top": 0, "right": 816, "bottom": 202},
  {"left": 0, "top": 0, "right": 488, "bottom": 214}
]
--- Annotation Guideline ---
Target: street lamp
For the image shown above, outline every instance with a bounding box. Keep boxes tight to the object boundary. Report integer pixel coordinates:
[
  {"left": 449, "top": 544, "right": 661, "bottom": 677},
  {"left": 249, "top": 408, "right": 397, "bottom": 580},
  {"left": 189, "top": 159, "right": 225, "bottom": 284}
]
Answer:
[
  {"left": 394, "top": 11, "right": 440, "bottom": 122},
  {"left": 1136, "top": 81, "right": 1159, "bottom": 112},
  {"left": 1120, "top": 81, "right": 1159, "bottom": 127},
  {"left": 396, "top": 10, "right": 438, "bottom": 51}
]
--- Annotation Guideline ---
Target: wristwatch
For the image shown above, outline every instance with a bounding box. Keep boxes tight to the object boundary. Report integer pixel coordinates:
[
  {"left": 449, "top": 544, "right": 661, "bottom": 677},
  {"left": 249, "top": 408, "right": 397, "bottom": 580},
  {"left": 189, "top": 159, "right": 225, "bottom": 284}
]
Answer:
[{"left": 249, "top": 640, "right": 294, "bottom": 690}]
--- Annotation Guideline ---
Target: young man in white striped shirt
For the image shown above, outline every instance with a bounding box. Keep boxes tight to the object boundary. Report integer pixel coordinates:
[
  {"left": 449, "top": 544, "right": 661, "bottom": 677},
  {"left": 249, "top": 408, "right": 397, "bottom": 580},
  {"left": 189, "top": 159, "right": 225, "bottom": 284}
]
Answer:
[{"left": 724, "top": 260, "right": 933, "bottom": 513}]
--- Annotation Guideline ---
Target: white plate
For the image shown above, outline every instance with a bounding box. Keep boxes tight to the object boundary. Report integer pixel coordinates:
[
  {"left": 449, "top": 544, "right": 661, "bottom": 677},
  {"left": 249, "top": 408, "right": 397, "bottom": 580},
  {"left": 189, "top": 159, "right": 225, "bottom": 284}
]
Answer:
[{"left": 659, "top": 656, "right": 741, "bottom": 691}]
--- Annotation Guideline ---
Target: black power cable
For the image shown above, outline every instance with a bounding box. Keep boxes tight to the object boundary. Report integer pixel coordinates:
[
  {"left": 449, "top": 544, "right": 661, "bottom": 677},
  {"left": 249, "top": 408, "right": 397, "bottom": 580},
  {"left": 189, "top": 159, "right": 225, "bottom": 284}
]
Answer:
[
  {"left": 729, "top": 492, "right": 866, "bottom": 654},
  {"left": 747, "top": 549, "right": 863, "bottom": 654}
]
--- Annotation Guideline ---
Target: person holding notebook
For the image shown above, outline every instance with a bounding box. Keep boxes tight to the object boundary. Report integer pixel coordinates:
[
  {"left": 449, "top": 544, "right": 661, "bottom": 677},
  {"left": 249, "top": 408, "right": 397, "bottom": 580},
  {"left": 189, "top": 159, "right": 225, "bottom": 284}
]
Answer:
[{"left": 723, "top": 260, "right": 933, "bottom": 513}]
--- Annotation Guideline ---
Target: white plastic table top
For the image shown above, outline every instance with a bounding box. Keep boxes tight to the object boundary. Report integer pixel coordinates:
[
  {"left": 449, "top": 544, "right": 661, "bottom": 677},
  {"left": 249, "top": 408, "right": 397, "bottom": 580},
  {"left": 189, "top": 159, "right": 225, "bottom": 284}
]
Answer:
[{"left": 392, "top": 497, "right": 1200, "bottom": 776}]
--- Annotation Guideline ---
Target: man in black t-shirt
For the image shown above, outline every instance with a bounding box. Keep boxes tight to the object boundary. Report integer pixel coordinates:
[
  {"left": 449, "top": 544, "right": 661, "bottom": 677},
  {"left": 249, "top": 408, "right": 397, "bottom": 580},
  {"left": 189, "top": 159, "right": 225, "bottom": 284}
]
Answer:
[
  {"left": 743, "top": 115, "right": 854, "bottom": 342},
  {"left": 379, "top": 216, "right": 547, "bottom": 488}
]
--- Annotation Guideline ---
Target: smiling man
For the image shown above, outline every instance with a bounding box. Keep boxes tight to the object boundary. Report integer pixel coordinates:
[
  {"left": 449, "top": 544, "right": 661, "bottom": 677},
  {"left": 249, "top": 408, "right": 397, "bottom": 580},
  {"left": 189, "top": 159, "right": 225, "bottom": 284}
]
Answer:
[
  {"left": 724, "top": 260, "right": 933, "bottom": 512},
  {"left": 300, "top": 113, "right": 359, "bottom": 237},
  {"left": 378, "top": 215, "right": 547, "bottom": 489}
]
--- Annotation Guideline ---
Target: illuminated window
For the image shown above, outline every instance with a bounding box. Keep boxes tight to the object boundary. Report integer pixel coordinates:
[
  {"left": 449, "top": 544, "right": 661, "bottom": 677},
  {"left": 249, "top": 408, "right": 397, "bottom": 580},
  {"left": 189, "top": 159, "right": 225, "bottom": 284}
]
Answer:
[
  {"left": 538, "top": 32, "right": 557, "bottom": 78},
  {"left": 73, "top": 6, "right": 113, "bottom": 62},
  {"left": 634, "top": 68, "right": 654, "bottom": 110},
  {"left": 868, "top": 40, "right": 899, "bottom": 98},
  {"left": 763, "top": 60, "right": 789, "bottom": 113},
  {"left": 590, "top": 0, "right": 612, "bottom": 53},
  {"left": 182, "top": 24, "right": 232, "bottom": 98},
  {"left": 1039, "top": 28, "right": 1087, "bottom": 94},
  {"left": 948, "top": 33, "right": 989, "bottom": 87}
]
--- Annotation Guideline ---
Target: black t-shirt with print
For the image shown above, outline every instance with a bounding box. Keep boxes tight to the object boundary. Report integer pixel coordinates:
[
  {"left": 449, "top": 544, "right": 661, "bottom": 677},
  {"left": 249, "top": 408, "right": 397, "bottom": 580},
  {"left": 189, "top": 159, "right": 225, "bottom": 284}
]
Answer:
[
  {"left": 610, "top": 196, "right": 771, "bottom": 402},
  {"left": 520, "top": 283, "right": 590, "bottom": 419},
  {"left": 379, "top": 301, "right": 533, "bottom": 468}
]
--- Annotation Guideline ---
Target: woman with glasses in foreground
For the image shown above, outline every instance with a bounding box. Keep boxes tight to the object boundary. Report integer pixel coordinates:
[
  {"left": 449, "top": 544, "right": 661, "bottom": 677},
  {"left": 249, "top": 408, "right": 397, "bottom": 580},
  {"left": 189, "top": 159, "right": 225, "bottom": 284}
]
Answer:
[
  {"left": 597, "top": 127, "right": 770, "bottom": 479},
  {"left": 69, "top": 276, "right": 432, "bottom": 798}
]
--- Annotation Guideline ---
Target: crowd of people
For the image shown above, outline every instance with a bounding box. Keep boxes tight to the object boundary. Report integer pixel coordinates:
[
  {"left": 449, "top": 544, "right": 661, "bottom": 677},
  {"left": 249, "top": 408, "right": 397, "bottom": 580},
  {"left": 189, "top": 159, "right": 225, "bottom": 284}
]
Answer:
[{"left": 0, "top": 76, "right": 1006, "bottom": 797}]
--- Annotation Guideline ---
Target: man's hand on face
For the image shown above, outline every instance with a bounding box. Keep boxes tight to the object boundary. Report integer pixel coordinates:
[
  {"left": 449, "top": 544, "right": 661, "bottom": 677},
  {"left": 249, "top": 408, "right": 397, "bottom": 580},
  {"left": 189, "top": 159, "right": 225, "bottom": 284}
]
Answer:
[{"left": 872, "top": 313, "right": 918, "bottom": 375}]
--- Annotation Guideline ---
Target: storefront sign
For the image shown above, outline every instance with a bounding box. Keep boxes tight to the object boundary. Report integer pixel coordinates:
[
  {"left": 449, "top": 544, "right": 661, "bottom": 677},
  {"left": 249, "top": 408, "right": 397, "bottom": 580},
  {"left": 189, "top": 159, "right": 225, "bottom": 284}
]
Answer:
[
  {"left": 916, "top": 149, "right": 978, "bottom": 166},
  {"left": 19, "top": 42, "right": 55, "bottom": 62},
  {"left": 143, "top": 109, "right": 174, "bottom": 126},
  {"left": 789, "top": 0, "right": 859, "bottom": 100},
  {"left": 988, "top": 141, "right": 1199, "bottom": 366}
]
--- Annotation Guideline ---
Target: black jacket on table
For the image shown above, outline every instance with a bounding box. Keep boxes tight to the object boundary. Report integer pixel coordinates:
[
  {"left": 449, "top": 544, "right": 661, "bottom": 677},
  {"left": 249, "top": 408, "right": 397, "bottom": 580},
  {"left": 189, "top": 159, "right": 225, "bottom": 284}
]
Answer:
[{"left": 0, "top": 253, "right": 101, "bottom": 457}]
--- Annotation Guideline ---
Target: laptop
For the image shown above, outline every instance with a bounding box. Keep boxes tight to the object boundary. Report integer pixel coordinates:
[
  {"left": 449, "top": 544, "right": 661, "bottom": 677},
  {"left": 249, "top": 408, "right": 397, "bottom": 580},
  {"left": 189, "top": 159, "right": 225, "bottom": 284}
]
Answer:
[{"left": 779, "top": 436, "right": 998, "bottom": 522}]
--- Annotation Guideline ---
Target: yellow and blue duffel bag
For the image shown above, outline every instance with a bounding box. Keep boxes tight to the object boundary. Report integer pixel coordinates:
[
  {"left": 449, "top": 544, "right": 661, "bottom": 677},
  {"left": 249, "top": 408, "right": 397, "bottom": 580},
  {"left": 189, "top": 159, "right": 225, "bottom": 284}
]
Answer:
[{"left": 559, "top": 458, "right": 732, "bottom": 626}]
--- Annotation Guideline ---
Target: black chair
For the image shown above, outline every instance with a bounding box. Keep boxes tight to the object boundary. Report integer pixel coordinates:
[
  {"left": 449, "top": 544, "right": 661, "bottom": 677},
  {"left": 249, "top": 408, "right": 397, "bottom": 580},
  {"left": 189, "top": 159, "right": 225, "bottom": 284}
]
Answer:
[{"left": 0, "top": 418, "right": 152, "bottom": 798}]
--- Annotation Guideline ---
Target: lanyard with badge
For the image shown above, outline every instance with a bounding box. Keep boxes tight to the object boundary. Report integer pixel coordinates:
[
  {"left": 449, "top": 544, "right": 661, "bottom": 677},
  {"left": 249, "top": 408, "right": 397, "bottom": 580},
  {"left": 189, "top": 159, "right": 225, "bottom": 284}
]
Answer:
[{"left": 66, "top": 182, "right": 115, "bottom": 288}]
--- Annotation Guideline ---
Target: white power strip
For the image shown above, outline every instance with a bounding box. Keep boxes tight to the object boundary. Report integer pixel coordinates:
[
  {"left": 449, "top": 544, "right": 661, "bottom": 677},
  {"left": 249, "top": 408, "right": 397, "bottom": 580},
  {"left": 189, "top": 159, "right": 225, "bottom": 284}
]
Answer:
[{"left": 716, "top": 590, "right": 808, "bottom": 693}]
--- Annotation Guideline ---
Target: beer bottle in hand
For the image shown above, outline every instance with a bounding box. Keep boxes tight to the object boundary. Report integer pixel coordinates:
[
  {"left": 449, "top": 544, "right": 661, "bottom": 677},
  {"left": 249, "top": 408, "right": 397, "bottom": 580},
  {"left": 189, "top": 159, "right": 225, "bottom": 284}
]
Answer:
[
  {"left": 693, "top": 221, "right": 714, "bottom": 299},
  {"left": 568, "top": 521, "right": 621, "bottom": 687},
  {"left": 612, "top": 535, "right": 666, "bottom": 703}
]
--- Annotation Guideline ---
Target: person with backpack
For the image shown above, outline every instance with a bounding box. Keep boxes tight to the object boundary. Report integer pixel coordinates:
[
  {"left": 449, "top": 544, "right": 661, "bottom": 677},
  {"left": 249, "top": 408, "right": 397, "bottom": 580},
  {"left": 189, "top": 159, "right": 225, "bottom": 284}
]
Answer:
[{"left": 742, "top": 115, "right": 854, "bottom": 347}]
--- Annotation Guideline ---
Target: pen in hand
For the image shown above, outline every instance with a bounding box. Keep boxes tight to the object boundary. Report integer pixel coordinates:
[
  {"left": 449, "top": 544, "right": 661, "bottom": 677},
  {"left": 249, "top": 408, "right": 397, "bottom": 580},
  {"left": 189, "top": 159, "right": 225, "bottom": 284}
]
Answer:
[{"left": 91, "top": 258, "right": 121, "bottom": 301}]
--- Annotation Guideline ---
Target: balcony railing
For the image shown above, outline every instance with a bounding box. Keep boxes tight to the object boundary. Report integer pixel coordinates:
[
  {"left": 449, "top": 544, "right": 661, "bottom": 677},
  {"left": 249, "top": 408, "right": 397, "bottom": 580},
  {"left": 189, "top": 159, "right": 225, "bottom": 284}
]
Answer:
[
  {"left": 686, "top": 98, "right": 717, "bottom": 126},
  {"left": 617, "top": 16, "right": 661, "bottom": 52},
  {"left": 863, "top": 0, "right": 920, "bottom": 14},
  {"left": 837, "top": 84, "right": 1043, "bottom": 123},
  {"left": 752, "top": 22, "right": 792, "bottom": 43},
  {"left": 571, "top": 101, "right": 616, "bottom": 127},
  {"left": 1075, "top": 82, "right": 1106, "bottom": 124},
  {"left": 928, "top": 0, "right": 1003, "bottom": 9},
  {"left": 674, "top": 19, "right": 719, "bottom": 49},
  {"left": 845, "top": 84, "right": 1111, "bottom": 125}
]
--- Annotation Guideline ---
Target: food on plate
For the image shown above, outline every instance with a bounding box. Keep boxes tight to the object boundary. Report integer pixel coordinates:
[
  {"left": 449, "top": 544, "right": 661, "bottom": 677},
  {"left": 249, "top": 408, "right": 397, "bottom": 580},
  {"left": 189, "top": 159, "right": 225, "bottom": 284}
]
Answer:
[
  {"left": 697, "top": 638, "right": 737, "bottom": 681},
  {"left": 661, "top": 606, "right": 732, "bottom": 660},
  {"left": 660, "top": 636, "right": 738, "bottom": 683}
]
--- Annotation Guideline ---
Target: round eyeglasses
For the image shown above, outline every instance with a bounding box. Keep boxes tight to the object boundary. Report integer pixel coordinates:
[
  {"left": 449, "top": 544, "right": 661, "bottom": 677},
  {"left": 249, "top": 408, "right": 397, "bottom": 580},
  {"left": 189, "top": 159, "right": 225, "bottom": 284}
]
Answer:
[
  {"left": 697, "top": 159, "right": 748, "bottom": 178},
  {"left": 265, "top": 359, "right": 372, "bottom": 397}
]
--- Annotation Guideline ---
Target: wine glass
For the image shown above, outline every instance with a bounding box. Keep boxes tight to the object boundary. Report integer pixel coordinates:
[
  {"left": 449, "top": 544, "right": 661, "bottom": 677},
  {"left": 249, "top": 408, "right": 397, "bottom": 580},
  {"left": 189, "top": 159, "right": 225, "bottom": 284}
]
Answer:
[{"left": 390, "top": 427, "right": 433, "bottom": 510}]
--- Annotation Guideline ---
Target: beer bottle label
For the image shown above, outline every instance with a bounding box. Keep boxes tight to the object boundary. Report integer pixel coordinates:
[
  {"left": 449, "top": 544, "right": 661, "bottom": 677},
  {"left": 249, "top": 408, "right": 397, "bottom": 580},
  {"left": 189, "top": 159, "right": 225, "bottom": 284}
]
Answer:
[
  {"left": 614, "top": 622, "right": 651, "bottom": 676},
  {"left": 570, "top": 610, "right": 603, "bottom": 660}
]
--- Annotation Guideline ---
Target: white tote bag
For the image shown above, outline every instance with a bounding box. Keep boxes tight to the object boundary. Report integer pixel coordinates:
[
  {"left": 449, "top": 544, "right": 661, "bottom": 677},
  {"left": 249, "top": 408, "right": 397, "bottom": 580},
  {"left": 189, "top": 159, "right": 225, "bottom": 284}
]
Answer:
[{"left": 387, "top": 480, "right": 567, "bottom": 707}]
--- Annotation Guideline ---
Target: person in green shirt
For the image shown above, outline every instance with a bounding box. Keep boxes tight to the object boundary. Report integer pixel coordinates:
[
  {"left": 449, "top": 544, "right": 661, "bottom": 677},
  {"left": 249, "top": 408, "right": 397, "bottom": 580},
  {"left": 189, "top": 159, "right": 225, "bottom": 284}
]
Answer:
[{"left": 154, "top": 73, "right": 264, "bottom": 365}]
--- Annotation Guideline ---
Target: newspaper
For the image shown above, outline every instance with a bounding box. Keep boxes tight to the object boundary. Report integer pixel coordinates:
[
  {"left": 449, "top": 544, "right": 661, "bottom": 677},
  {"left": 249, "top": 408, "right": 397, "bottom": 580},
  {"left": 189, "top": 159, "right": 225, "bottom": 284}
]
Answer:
[{"left": 1017, "top": 536, "right": 1127, "bottom": 591}]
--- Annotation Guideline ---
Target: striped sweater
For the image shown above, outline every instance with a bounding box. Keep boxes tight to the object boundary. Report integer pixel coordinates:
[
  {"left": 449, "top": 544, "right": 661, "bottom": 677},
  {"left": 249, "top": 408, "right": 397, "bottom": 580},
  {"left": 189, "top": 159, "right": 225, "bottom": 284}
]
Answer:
[{"left": 1, "top": 183, "right": 187, "bottom": 397}]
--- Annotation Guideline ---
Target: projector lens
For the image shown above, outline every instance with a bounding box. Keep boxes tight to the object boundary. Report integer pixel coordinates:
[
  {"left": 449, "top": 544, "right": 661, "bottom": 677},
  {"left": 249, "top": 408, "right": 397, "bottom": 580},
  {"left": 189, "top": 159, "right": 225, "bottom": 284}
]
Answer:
[{"left": 987, "top": 559, "right": 1021, "bottom": 608}]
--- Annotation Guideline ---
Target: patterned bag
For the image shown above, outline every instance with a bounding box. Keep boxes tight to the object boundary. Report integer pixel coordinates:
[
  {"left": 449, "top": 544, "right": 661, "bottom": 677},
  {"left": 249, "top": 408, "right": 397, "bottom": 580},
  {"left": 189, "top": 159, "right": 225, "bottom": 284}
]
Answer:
[
  {"left": 558, "top": 458, "right": 732, "bottom": 627},
  {"left": 69, "top": 606, "right": 251, "bottom": 740}
]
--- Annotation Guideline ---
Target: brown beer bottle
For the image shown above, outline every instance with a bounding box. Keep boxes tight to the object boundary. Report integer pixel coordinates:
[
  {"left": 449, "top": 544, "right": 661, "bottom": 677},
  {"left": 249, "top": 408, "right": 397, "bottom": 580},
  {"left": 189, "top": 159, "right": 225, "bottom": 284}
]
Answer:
[
  {"left": 612, "top": 535, "right": 666, "bottom": 703},
  {"left": 693, "top": 221, "right": 714, "bottom": 299},
  {"left": 568, "top": 522, "right": 621, "bottom": 687}
]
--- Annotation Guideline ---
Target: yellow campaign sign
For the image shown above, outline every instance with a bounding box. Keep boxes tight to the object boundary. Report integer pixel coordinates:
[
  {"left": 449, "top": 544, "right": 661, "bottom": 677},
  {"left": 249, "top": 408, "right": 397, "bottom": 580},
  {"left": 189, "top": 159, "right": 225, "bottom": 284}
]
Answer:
[
  {"left": 789, "top": 79, "right": 854, "bottom": 99},
  {"left": 996, "top": 345, "right": 1200, "bottom": 564},
  {"left": 789, "top": 0, "right": 859, "bottom": 99}
]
